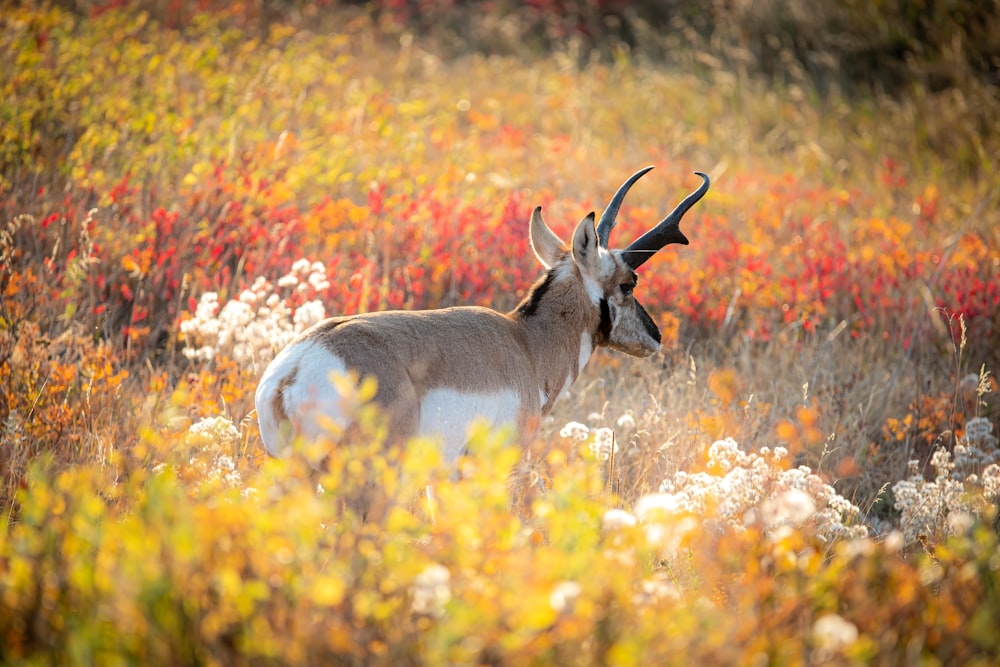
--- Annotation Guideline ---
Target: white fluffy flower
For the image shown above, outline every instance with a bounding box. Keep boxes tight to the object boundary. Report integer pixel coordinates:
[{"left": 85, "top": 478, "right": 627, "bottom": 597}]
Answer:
[
  {"left": 633, "top": 492, "right": 700, "bottom": 551},
  {"left": 411, "top": 564, "right": 451, "bottom": 617},
  {"left": 589, "top": 427, "right": 617, "bottom": 461},
  {"left": 185, "top": 416, "right": 239, "bottom": 449},
  {"left": 181, "top": 417, "right": 244, "bottom": 488},
  {"left": 616, "top": 413, "right": 637, "bottom": 431},
  {"left": 293, "top": 300, "right": 326, "bottom": 329},
  {"left": 634, "top": 493, "right": 686, "bottom": 520},
  {"left": 601, "top": 508, "right": 638, "bottom": 531},
  {"left": 559, "top": 421, "right": 590, "bottom": 441},
  {"left": 893, "top": 444, "right": 1000, "bottom": 545},
  {"left": 961, "top": 416, "right": 999, "bottom": 451},
  {"left": 549, "top": 581, "right": 582, "bottom": 614},
  {"left": 651, "top": 439, "right": 866, "bottom": 543},
  {"left": 180, "top": 259, "right": 330, "bottom": 369},
  {"left": 812, "top": 613, "right": 858, "bottom": 651},
  {"left": 760, "top": 488, "right": 817, "bottom": 529}
]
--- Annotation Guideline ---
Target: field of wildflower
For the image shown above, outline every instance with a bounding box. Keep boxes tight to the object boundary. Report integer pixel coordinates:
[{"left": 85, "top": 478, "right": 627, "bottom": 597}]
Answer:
[{"left": 2, "top": 1, "right": 1000, "bottom": 664}]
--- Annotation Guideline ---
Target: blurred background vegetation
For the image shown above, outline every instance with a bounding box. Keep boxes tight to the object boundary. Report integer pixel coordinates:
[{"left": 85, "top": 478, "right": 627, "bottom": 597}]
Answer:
[
  {"left": 38, "top": 0, "right": 1000, "bottom": 186},
  {"left": 54, "top": 0, "right": 1000, "bottom": 94}
]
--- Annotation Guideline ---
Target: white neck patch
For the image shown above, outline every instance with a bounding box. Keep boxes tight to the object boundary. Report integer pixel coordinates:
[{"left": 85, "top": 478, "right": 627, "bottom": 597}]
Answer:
[{"left": 545, "top": 331, "right": 595, "bottom": 410}]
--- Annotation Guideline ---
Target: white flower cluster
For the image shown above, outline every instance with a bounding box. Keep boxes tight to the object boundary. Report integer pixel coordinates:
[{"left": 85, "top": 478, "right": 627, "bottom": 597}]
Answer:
[
  {"left": 559, "top": 421, "right": 590, "bottom": 441},
  {"left": 598, "top": 438, "right": 867, "bottom": 558},
  {"left": 892, "top": 424, "right": 1000, "bottom": 545},
  {"left": 635, "top": 438, "right": 867, "bottom": 544},
  {"left": 558, "top": 421, "right": 618, "bottom": 461},
  {"left": 180, "top": 259, "right": 329, "bottom": 370},
  {"left": 185, "top": 415, "right": 239, "bottom": 449},
  {"left": 549, "top": 581, "right": 583, "bottom": 614},
  {"left": 411, "top": 563, "right": 451, "bottom": 617},
  {"left": 953, "top": 416, "right": 1000, "bottom": 475},
  {"left": 812, "top": 613, "right": 859, "bottom": 653},
  {"left": 183, "top": 416, "right": 243, "bottom": 488}
]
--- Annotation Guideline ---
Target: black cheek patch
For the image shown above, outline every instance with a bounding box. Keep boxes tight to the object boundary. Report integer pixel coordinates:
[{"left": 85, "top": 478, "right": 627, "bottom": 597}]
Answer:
[
  {"left": 635, "top": 300, "right": 661, "bottom": 344},
  {"left": 598, "top": 298, "right": 613, "bottom": 344}
]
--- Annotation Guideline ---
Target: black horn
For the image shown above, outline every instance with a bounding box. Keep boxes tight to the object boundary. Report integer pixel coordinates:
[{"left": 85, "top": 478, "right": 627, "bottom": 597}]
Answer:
[
  {"left": 622, "top": 172, "right": 710, "bottom": 270},
  {"left": 595, "top": 165, "right": 655, "bottom": 248}
]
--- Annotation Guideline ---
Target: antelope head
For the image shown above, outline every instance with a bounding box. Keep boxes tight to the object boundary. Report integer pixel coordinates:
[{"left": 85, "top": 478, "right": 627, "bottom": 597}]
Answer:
[{"left": 528, "top": 166, "right": 710, "bottom": 357}]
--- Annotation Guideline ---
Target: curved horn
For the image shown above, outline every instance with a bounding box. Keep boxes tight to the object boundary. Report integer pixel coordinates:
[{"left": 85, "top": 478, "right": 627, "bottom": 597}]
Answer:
[
  {"left": 622, "top": 171, "right": 710, "bottom": 270},
  {"left": 595, "top": 165, "right": 655, "bottom": 248}
]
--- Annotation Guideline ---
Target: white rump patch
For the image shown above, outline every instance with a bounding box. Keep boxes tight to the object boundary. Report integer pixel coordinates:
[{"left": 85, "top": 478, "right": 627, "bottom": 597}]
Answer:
[
  {"left": 418, "top": 388, "right": 521, "bottom": 466},
  {"left": 255, "top": 340, "right": 353, "bottom": 458}
]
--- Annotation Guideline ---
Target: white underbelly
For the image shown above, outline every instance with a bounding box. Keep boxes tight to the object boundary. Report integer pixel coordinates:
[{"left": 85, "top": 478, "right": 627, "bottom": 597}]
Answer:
[{"left": 418, "top": 388, "right": 520, "bottom": 466}]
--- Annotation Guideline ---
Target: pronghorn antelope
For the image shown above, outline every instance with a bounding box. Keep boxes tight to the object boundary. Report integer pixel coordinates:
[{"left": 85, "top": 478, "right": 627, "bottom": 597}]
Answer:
[{"left": 255, "top": 167, "right": 709, "bottom": 466}]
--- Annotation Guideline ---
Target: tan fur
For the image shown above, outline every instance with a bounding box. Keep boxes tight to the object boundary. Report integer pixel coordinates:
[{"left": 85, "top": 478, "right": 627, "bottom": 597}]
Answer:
[
  {"left": 512, "top": 266, "right": 599, "bottom": 412},
  {"left": 288, "top": 267, "right": 599, "bottom": 443}
]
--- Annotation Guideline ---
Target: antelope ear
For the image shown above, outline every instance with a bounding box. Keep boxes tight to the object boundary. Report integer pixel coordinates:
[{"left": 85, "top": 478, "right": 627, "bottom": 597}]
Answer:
[
  {"left": 571, "top": 212, "right": 599, "bottom": 273},
  {"left": 529, "top": 207, "right": 566, "bottom": 269}
]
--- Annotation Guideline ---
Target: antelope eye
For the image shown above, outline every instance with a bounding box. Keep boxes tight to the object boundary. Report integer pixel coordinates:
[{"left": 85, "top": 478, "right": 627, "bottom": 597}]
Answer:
[{"left": 619, "top": 283, "right": 634, "bottom": 295}]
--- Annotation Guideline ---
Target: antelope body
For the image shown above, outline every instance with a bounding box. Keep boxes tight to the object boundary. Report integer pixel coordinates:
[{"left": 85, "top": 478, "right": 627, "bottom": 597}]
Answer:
[{"left": 255, "top": 167, "right": 709, "bottom": 465}]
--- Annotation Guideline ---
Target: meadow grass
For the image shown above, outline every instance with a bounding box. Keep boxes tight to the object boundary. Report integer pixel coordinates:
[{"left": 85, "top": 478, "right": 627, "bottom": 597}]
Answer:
[{"left": 2, "top": 3, "right": 1000, "bottom": 664}]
